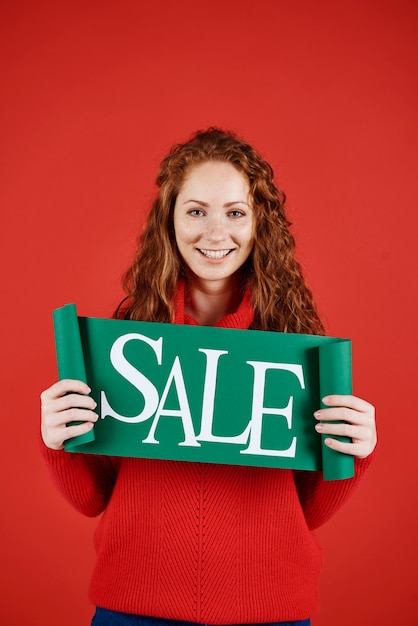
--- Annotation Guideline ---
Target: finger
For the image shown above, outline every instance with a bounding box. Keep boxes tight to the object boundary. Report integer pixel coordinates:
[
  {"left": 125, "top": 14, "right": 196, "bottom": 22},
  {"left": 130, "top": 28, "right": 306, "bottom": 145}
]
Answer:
[
  {"left": 44, "top": 407, "right": 99, "bottom": 429},
  {"left": 314, "top": 406, "right": 365, "bottom": 424},
  {"left": 322, "top": 394, "right": 374, "bottom": 413},
  {"left": 52, "top": 393, "right": 97, "bottom": 413},
  {"left": 43, "top": 420, "right": 95, "bottom": 450},
  {"left": 322, "top": 436, "right": 371, "bottom": 459},
  {"left": 60, "top": 421, "right": 95, "bottom": 442},
  {"left": 41, "top": 379, "right": 91, "bottom": 402},
  {"left": 315, "top": 421, "right": 362, "bottom": 439}
]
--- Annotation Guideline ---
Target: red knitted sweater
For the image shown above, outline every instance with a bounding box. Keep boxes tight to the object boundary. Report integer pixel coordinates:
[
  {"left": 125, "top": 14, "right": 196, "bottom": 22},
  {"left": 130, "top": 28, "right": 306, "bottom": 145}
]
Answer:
[{"left": 42, "top": 284, "right": 373, "bottom": 624}]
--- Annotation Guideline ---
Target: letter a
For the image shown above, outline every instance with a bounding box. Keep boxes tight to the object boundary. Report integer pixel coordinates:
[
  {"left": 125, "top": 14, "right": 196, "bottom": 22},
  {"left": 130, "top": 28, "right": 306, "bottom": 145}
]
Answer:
[{"left": 143, "top": 356, "right": 200, "bottom": 447}]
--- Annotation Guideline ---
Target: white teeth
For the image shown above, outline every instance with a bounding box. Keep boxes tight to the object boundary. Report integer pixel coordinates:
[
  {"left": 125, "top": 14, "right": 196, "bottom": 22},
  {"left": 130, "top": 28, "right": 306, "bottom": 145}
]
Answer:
[{"left": 199, "top": 249, "right": 232, "bottom": 259}]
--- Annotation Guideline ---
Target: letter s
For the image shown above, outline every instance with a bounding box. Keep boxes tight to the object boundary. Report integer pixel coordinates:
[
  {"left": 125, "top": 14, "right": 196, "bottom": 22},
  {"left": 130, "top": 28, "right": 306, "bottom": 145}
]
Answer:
[{"left": 100, "top": 333, "right": 163, "bottom": 423}]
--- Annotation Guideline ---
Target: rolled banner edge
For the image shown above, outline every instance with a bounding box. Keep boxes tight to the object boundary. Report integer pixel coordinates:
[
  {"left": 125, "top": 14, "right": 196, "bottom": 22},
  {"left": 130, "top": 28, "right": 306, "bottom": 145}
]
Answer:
[
  {"left": 52, "top": 304, "right": 96, "bottom": 450},
  {"left": 318, "top": 339, "right": 354, "bottom": 480}
]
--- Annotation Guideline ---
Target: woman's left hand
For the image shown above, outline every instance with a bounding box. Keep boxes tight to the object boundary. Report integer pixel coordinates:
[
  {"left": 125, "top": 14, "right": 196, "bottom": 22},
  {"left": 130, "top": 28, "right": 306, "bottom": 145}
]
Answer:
[{"left": 314, "top": 395, "right": 377, "bottom": 459}]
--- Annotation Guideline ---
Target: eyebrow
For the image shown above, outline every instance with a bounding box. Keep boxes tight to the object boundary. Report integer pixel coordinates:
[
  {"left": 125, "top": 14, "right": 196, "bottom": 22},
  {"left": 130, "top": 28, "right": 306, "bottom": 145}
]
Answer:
[{"left": 183, "top": 200, "right": 250, "bottom": 207}]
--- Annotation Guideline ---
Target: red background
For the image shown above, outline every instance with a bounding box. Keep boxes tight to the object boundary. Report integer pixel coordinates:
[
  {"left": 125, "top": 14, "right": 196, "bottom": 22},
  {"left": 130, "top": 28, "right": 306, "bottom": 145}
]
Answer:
[{"left": 1, "top": 1, "right": 417, "bottom": 624}]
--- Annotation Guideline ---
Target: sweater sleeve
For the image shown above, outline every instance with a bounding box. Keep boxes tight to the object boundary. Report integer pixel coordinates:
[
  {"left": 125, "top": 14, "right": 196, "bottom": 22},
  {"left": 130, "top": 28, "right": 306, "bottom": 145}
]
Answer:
[
  {"left": 41, "top": 440, "right": 119, "bottom": 517},
  {"left": 294, "top": 450, "right": 376, "bottom": 530}
]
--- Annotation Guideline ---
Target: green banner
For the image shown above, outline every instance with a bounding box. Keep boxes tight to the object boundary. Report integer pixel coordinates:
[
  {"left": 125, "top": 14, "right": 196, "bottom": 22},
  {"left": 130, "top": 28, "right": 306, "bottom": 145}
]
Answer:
[{"left": 53, "top": 304, "right": 354, "bottom": 480}]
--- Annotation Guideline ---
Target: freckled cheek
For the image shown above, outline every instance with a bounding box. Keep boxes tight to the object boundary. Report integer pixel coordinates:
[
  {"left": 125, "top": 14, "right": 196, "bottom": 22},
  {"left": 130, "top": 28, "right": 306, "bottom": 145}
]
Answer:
[
  {"left": 176, "top": 225, "right": 201, "bottom": 246},
  {"left": 236, "top": 226, "right": 255, "bottom": 251}
]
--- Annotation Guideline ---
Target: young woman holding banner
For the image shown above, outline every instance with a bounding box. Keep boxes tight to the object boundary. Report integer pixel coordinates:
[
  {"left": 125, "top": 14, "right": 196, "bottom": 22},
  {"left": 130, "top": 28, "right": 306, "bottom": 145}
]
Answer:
[{"left": 41, "top": 128, "right": 377, "bottom": 626}]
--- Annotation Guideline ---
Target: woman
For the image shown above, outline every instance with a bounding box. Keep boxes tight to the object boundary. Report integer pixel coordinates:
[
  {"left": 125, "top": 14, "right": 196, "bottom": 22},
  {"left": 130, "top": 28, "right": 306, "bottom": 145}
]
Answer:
[{"left": 41, "top": 128, "right": 377, "bottom": 626}]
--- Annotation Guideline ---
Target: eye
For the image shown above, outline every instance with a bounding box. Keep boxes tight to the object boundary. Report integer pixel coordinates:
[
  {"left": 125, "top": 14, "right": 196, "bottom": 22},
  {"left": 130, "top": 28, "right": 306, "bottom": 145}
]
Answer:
[
  {"left": 228, "top": 209, "right": 245, "bottom": 218},
  {"left": 188, "top": 208, "right": 205, "bottom": 217}
]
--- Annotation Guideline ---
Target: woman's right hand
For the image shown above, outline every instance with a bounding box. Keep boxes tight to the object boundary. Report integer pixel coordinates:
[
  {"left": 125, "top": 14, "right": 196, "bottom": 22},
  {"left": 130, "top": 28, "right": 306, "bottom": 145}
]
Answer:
[{"left": 41, "top": 379, "right": 98, "bottom": 450}]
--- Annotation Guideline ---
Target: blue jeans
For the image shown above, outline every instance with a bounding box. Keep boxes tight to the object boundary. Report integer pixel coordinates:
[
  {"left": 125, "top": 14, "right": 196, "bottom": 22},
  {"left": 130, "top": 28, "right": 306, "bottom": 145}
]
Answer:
[{"left": 91, "top": 608, "right": 311, "bottom": 626}]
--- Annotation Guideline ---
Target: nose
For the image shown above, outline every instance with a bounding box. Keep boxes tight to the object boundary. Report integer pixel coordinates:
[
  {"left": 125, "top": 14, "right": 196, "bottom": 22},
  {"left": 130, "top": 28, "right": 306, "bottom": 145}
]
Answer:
[{"left": 205, "top": 214, "right": 226, "bottom": 243}]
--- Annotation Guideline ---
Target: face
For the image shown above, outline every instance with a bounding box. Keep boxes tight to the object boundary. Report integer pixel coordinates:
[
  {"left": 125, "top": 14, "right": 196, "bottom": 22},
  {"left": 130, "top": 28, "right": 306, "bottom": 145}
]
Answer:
[{"left": 173, "top": 161, "right": 254, "bottom": 290}]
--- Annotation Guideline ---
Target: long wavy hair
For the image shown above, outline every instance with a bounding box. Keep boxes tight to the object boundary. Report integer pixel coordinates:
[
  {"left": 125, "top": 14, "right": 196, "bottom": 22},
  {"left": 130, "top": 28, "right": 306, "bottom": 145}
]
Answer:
[{"left": 115, "top": 128, "right": 325, "bottom": 335}]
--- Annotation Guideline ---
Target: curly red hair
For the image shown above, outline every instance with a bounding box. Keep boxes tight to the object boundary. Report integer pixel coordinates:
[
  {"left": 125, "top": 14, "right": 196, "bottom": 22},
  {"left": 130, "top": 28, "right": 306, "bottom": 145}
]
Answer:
[{"left": 116, "top": 128, "right": 325, "bottom": 335}]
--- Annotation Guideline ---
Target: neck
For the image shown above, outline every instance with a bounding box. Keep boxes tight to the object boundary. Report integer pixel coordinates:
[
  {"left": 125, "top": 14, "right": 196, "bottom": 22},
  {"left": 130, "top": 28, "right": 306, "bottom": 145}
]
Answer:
[{"left": 184, "top": 275, "right": 244, "bottom": 326}]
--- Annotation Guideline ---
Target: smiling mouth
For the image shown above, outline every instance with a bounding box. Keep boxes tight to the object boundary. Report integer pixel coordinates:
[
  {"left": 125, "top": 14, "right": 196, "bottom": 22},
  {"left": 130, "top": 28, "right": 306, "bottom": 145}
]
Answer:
[{"left": 198, "top": 249, "right": 233, "bottom": 259}]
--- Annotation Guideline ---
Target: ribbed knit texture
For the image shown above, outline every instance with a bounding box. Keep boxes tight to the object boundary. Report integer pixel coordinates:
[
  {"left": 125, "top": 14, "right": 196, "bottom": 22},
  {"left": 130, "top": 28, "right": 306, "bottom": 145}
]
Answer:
[{"left": 42, "top": 285, "right": 374, "bottom": 624}]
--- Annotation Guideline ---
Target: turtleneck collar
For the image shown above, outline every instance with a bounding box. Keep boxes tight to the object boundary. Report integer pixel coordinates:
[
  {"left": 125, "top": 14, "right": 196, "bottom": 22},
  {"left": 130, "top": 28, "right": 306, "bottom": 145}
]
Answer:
[{"left": 173, "top": 280, "right": 254, "bottom": 330}]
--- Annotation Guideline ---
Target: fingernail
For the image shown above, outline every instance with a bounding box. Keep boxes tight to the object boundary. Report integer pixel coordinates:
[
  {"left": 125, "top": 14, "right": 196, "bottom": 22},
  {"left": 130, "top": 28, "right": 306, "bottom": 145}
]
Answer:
[
  {"left": 322, "top": 396, "right": 331, "bottom": 404},
  {"left": 314, "top": 410, "right": 321, "bottom": 418},
  {"left": 315, "top": 423, "right": 323, "bottom": 432}
]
